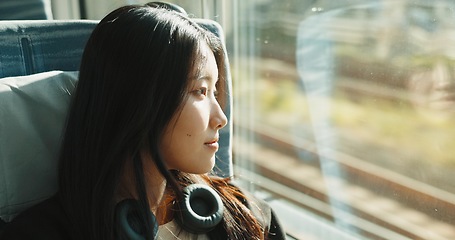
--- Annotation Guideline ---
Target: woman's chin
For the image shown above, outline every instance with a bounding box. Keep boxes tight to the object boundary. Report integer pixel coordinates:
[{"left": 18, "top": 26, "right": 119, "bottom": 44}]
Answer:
[
  {"left": 415, "top": 105, "right": 455, "bottom": 123},
  {"left": 182, "top": 158, "right": 216, "bottom": 175}
]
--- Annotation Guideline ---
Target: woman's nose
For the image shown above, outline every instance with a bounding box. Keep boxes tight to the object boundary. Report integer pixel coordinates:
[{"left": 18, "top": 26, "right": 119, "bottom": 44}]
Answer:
[
  {"left": 210, "top": 101, "right": 228, "bottom": 130},
  {"left": 433, "top": 61, "right": 454, "bottom": 89}
]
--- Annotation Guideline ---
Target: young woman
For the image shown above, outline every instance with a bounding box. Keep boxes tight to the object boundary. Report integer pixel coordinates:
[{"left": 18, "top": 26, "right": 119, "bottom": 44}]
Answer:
[{"left": 1, "top": 2, "right": 284, "bottom": 240}]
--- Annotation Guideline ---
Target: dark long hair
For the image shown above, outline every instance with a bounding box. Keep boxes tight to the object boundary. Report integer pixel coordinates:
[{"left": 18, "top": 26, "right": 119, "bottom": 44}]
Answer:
[{"left": 58, "top": 4, "right": 264, "bottom": 240}]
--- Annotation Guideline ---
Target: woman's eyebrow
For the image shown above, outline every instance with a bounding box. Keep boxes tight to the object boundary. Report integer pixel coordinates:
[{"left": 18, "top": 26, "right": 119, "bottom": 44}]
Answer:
[
  {"left": 196, "top": 75, "right": 211, "bottom": 80},
  {"left": 195, "top": 75, "right": 218, "bottom": 84}
]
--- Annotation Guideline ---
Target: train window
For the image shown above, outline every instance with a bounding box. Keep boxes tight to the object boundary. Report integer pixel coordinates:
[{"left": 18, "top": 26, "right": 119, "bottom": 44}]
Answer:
[
  {"left": 50, "top": 0, "right": 455, "bottom": 239},
  {"left": 226, "top": 0, "right": 455, "bottom": 239}
]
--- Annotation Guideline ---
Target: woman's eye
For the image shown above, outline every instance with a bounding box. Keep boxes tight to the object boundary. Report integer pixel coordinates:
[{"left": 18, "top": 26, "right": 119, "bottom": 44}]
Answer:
[{"left": 193, "top": 88, "right": 207, "bottom": 97}]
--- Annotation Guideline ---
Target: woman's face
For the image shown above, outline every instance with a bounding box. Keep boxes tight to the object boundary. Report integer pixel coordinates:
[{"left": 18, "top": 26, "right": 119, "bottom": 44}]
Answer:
[
  {"left": 160, "top": 42, "right": 228, "bottom": 174},
  {"left": 409, "top": 60, "right": 455, "bottom": 120}
]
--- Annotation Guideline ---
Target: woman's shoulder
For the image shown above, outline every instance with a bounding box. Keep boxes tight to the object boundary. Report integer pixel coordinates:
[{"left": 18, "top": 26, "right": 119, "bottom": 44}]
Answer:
[
  {"left": 0, "top": 195, "right": 71, "bottom": 240},
  {"left": 226, "top": 181, "right": 286, "bottom": 240}
]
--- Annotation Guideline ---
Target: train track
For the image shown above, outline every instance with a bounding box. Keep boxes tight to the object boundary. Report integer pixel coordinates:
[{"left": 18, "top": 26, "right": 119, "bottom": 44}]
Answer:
[{"left": 233, "top": 122, "right": 455, "bottom": 239}]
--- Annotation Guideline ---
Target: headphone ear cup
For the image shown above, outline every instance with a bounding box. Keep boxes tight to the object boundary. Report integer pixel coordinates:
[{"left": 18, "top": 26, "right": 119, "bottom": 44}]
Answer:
[
  {"left": 175, "top": 184, "right": 224, "bottom": 233},
  {"left": 115, "top": 199, "right": 159, "bottom": 240}
]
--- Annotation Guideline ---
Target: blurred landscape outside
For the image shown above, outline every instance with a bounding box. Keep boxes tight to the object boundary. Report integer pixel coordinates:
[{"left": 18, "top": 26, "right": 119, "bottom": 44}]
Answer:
[{"left": 231, "top": 0, "right": 455, "bottom": 195}]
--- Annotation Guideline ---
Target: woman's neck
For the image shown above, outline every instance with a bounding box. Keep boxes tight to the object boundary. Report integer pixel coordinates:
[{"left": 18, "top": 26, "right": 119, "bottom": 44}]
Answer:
[{"left": 116, "top": 151, "right": 169, "bottom": 223}]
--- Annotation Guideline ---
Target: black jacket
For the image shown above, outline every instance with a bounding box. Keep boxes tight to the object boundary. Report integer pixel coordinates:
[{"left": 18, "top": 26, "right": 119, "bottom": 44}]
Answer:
[
  {"left": 0, "top": 191, "right": 285, "bottom": 240},
  {"left": 0, "top": 196, "right": 72, "bottom": 239}
]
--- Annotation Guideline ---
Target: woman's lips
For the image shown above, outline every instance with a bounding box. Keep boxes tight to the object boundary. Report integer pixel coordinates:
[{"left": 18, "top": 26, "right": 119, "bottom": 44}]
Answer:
[
  {"left": 204, "top": 139, "right": 219, "bottom": 151},
  {"left": 428, "top": 91, "right": 455, "bottom": 110}
]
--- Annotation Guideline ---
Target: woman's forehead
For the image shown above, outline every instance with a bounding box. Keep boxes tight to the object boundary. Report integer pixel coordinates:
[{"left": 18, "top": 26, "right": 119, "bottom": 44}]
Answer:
[{"left": 190, "top": 42, "right": 215, "bottom": 78}]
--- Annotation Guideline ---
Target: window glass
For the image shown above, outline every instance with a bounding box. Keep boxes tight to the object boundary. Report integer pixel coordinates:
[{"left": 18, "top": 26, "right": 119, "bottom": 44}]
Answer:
[{"left": 229, "top": 0, "right": 455, "bottom": 239}]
